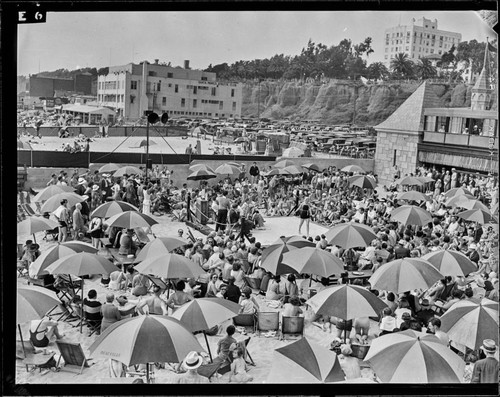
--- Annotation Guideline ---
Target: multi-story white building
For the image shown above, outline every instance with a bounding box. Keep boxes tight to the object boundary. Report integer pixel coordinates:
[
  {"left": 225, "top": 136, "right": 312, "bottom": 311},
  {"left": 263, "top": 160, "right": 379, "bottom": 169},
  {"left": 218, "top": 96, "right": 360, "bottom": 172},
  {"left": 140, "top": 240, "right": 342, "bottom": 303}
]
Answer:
[
  {"left": 383, "top": 17, "right": 462, "bottom": 69},
  {"left": 97, "top": 60, "right": 243, "bottom": 120}
]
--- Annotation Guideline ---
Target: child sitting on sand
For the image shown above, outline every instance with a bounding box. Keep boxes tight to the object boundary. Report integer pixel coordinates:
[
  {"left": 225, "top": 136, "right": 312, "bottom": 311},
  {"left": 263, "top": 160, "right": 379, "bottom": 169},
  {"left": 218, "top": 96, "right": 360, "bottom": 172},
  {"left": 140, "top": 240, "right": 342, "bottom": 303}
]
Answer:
[{"left": 229, "top": 347, "right": 253, "bottom": 383}]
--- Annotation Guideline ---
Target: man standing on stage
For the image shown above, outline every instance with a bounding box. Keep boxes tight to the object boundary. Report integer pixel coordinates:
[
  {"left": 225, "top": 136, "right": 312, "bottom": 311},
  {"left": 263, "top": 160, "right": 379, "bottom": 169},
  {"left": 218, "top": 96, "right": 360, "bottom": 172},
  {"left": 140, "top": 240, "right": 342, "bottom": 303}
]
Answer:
[
  {"left": 249, "top": 162, "right": 260, "bottom": 184},
  {"left": 216, "top": 191, "right": 231, "bottom": 232}
]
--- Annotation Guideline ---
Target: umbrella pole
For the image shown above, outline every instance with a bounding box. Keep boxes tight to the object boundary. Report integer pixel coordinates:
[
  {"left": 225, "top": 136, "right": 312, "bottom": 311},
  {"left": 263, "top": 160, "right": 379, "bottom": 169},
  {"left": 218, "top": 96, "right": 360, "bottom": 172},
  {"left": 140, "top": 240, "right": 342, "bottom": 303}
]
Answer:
[
  {"left": 18, "top": 324, "right": 27, "bottom": 358},
  {"left": 146, "top": 363, "right": 150, "bottom": 384},
  {"left": 80, "top": 279, "right": 84, "bottom": 334},
  {"left": 203, "top": 331, "right": 213, "bottom": 363},
  {"left": 32, "top": 233, "right": 36, "bottom": 244}
]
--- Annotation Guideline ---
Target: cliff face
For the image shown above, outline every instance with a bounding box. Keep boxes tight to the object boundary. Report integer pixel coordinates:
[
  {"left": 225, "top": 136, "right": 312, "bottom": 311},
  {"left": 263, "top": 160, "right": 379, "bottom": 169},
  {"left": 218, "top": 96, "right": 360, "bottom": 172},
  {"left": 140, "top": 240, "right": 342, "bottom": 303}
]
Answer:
[{"left": 241, "top": 81, "right": 477, "bottom": 125}]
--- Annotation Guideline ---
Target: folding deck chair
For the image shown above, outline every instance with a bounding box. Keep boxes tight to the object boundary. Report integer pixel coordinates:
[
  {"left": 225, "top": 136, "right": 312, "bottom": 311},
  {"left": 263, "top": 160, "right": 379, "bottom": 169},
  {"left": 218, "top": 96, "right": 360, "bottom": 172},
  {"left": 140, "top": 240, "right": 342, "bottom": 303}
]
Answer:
[{"left": 56, "top": 341, "right": 92, "bottom": 374}]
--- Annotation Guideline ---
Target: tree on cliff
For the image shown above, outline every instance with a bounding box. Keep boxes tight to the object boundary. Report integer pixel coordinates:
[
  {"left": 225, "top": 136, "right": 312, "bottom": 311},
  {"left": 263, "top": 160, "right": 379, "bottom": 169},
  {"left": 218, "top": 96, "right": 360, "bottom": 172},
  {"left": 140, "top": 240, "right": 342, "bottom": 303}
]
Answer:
[
  {"left": 414, "top": 58, "right": 437, "bottom": 80},
  {"left": 390, "top": 53, "right": 415, "bottom": 79},
  {"left": 366, "top": 62, "right": 390, "bottom": 80}
]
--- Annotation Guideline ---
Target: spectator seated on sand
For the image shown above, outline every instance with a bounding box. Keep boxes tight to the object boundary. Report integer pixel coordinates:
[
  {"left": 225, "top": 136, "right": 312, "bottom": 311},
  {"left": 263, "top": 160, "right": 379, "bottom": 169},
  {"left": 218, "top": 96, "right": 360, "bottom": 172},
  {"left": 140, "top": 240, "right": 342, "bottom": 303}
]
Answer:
[{"left": 29, "top": 316, "right": 65, "bottom": 349}]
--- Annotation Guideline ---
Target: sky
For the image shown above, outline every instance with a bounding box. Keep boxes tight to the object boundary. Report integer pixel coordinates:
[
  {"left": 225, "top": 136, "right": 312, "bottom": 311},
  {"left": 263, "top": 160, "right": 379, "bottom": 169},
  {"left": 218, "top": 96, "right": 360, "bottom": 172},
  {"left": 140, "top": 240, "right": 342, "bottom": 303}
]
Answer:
[{"left": 18, "top": 11, "right": 496, "bottom": 76}]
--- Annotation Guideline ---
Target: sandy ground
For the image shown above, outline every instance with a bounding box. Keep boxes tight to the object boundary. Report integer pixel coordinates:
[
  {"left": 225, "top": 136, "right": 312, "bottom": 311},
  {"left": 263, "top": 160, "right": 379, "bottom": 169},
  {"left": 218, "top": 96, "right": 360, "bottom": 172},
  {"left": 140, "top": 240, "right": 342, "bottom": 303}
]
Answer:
[{"left": 16, "top": 208, "right": 378, "bottom": 384}]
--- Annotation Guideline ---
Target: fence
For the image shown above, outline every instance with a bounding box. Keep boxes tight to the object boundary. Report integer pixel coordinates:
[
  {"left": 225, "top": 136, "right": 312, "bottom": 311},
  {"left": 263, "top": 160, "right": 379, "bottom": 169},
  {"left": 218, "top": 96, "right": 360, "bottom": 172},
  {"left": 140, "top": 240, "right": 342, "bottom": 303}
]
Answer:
[
  {"left": 17, "top": 150, "right": 277, "bottom": 168},
  {"left": 17, "top": 125, "right": 188, "bottom": 138}
]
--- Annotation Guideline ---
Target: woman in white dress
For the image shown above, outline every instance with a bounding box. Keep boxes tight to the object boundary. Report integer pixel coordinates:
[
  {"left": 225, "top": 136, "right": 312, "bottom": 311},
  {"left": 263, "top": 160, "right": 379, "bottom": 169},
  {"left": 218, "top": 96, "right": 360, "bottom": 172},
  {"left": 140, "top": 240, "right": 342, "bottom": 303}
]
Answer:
[{"left": 142, "top": 183, "right": 153, "bottom": 216}]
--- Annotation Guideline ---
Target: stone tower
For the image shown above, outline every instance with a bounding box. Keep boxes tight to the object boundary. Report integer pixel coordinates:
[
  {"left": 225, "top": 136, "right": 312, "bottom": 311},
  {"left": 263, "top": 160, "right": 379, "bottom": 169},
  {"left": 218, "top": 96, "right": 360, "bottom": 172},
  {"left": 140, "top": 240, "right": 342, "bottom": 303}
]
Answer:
[{"left": 471, "top": 42, "right": 492, "bottom": 111}]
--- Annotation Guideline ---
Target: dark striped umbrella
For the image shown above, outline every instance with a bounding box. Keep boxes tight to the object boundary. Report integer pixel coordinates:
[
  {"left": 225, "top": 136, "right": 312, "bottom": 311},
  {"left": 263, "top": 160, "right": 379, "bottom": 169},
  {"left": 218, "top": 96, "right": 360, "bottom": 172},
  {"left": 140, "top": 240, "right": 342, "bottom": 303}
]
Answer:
[
  {"left": 274, "top": 159, "right": 296, "bottom": 168},
  {"left": 364, "top": 330, "right": 465, "bottom": 383},
  {"left": 104, "top": 210, "right": 158, "bottom": 229},
  {"left": 439, "top": 298, "right": 498, "bottom": 350},
  {"left": 443, "top": 187, "right": 473, "bottom": 198},
  {"left": 458, "top": 209, "right": 497, "bottom": 225},
  {"left": 348, "top": 175, "right": 376, "bottom": 189},
  {"left": 397, "top": 190, "right": 431, "bottom": 202},
  {"left": 368, "top": 258, "right": 443, "bottom": 294},
  {"left": 260, "top": 236, "right": 315, "bottom": 275},
  {"left": 325, "top": 222, "right": 377, "bottom": 249},
  {"left": 187, "top": 169, "right": 217, "bottom": 181},
  {"left": 30, "top": 243, "right": 97, "bottom": 277},
  {"left": 306, "top": 284, "right": 388, "bottom": 320},
  {"left": 422, "top": 250, "right": 477, "bottom": 277},
  {"left": 390, "top": 205, "right": 432, "bottom": 226},
  {"left": 396, "top": 176, "right": 424, "bottom": 187},
  {"left": 282, "top": 247, "right": 344, "bottom": 278},
  {"left": 268, "top": 337, "right": 345, "bottom": 383},
  {"left": 91, "top": 201, "right": 139, "bottom": 218},
  {"left": 302, "top": 163, "right": 321, "bottom": 172}
]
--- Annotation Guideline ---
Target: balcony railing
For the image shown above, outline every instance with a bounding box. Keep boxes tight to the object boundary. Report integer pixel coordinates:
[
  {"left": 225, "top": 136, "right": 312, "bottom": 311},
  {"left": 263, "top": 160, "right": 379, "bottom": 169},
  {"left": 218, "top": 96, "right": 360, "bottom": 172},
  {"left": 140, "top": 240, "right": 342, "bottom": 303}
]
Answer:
[{"left": 422, "top": 131, "right": 497, "bottom": 149}]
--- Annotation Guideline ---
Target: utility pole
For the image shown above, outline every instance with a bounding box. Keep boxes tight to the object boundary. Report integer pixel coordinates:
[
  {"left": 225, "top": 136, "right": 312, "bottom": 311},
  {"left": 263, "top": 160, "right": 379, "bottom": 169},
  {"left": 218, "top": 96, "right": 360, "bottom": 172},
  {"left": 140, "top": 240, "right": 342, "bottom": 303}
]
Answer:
[{"left": 257, "top": 80, "right": 261, "bottom": 119}]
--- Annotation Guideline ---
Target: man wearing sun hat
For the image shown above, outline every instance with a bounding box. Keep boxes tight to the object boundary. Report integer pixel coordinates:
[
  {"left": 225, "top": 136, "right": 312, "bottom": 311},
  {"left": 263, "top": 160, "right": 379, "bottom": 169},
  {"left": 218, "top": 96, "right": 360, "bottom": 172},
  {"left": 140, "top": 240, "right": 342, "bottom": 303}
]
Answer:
[
  {"left": 471, "top": 339, "right": 499, "bottom": 383},
  {"left": 175, "top": 351, "right": 208, "bottom": 384}
]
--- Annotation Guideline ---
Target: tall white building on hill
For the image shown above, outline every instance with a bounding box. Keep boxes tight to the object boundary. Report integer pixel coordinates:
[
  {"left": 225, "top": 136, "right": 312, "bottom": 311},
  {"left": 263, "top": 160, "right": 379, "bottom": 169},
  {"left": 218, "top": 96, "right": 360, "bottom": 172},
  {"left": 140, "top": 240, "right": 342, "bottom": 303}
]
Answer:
[
  {"left": 383, "top": 17, "right": 462, "bottom": 69},
  {"left": 97, "top": 60, "right": 243, "bottom": 120}
]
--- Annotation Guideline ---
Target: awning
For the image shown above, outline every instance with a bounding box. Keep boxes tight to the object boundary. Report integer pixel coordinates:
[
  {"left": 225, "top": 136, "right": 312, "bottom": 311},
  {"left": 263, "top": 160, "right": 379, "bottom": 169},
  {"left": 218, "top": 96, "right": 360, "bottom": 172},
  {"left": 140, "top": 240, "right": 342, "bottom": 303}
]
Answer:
[
  {"left": 418, "top": 151, "right": 498, "bottom": 172},
  {"left": 62, "top": 104, "right": 115, "bottom": 115}
]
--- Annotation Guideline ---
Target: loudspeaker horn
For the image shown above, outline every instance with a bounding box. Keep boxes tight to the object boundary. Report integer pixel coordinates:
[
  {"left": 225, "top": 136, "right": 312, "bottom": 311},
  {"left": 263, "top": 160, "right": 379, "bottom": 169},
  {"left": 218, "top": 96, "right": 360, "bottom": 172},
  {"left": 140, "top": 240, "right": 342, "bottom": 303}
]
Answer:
[{"left": 147, "top": 112, "right": 159, "bottom": 124}]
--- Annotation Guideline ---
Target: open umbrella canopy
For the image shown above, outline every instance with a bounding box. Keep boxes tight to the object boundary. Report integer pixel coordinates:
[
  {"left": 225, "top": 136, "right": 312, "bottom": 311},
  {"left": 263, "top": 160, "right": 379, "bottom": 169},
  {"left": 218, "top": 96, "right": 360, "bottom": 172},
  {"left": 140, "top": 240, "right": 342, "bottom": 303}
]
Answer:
[
  {"left": 368, "top": 258, "right": 443, "bottom": 294},
  {"left": 422, "top": 250, "right": 477, "bottom": 277},
  {"left": 445, "top": 194, "right": 476, "bottom": 208},
  {"left": 98, "top": 163, "right": 122, "bottom": 174},
  {"left": 416, "top": 176, "right": 435, "bottom": 184},
  {"left": 234, "top": 137, "right": 249, "bottom": 143},
  {"left": 457, "top": 209, "right": 496, "bottom": 225},
  {"left": 30, "top": 244, "right": 93, "bottom": 277},
  {"left": 444, "top": 187, "right": 473, "bottom": 198},
  {"left": 348, "top": 175, "right": 376, "bottom": 189},
  {"left": 214, "top": 163, "right": 241, "bottom": 175},
  {"left": 439, "top": 298, "right": 498, "bottom": 350},
  {"left": 397, "top": 191, "right": 431, "bottom": 202},
  {"left": 390, "top": 205, "right": 432, "bottom": 226},
  {"left": 91, "top": 201, "right": 139, "bottom": 219},
  {"left": 274, "top": 159, "right": 296, "bottom": 168},
  {"left": 17, "top": 217, "right": 59, "bottom": 236},
  {"left": 282, "top": 165, "right": 304, "bottom": 175},
  {"left": 301, "top": 163, "right": 321, "bottom": 172},
  {"left": 341, "top": 165, "right": 365, "bottom": 174},
  {"left": 189, "top": 163, "right": 216, "bottom": 173},
  {"left": 462, "top": 199, "right": 490, "bottom": 212},
  {"left": 34, "top": 185, "right": 75, "bottom": 202},
  {"left": 268, "top": 338, "right": 345, "bottom": 383},
  {"left": 187, "top": 169, "right": 217, "bottom": 181},
  {"left": 134, "top": 253, "right": 205, "bottom": 279},
  {"left": 45, "top": 252, "right": 118, "bottom": 277},
  {"left": 18, "top": 140, "right": 33, "bottom": 150},
  {"left": 134, "top": 237, "right": 190, "bottom": 263},
  {"left": 396, "top": 176, "right": 424, "bottom": 187},
  {"left": 113, "top": 166, "right": 143, "bottom": 177},
  {"left": 104, "top": 210, "right": 158, "bottom": 229},
  {"left": 281, "top": 147, "right": 304, "bottom": 158},
  {"left": 89, "top": 315, "right": 205, "bottom": 366},
  {"left": 171, "top": 298, "right": 241, "bottom": 333},
  {"left": 60, "top": 241, "right": 99, "bottom": 253},
  {"left": 325, "top": 222, "right": 377, "bottom": 249},
  {"left": 260, "top": 236, "right": 315, "bottom": 276},
  {"left": 17, "top": 285, "right": 61, "bottom": 324},
  {"left": 263, "top": 168, "right": 290, "bottom": 177},
  {"left": 40, "top": 192, "right": 86, "bottom": 213},
  {"left": 364, "top": 330, "right": 465, "bottom": 383},
  {"left": 281, "top": 247, "right": 344, "bottom": 278},
  {"left": 306, "top": 284, "right": 388, "bottom": 320}
]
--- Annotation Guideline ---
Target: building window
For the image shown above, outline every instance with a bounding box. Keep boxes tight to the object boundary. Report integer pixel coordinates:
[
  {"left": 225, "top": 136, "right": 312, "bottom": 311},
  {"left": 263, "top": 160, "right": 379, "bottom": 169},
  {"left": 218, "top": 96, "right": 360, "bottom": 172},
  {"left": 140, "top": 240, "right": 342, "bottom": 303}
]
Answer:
[
  {"left": 384, "top": 55, "right": 388, "bottom": 59},
  {"left": 430, "top": 49, "right": 434, "bottom": 54},
  {"left": 167, "top": 72, "right": 173, "bottom": 78},
  {"left": 211, "top": 87, "right": 216, "bottom": 96},
  {"left": 219, "top": 101, "right": 223, "bottom": 110},
  {"left": 438, "top": 50, "right": 442, "bottom": 55},
  {"left": 130, "top": 95, "right": 135, "bottom": 104},
  {"left": 162, "top": 97, "right": 166, "bottom": 105},
  {"left": 131, "top": 81, "right": 137, "bottom": 90},
  {"left": 232, "top": 102, "right": 236, "bottom": 111},
  {"left": 393, "top": 150, "right": 397, "bottom": 166},
  {"left": 168, "top": 83, "right": 172, "bottom": 88},
  {"left": 201, "top": 77, "right": 207, "bottom": 81},
  {"left": 157, "top": 81, "right": 161, "bottom": 91},
  {"left": 193, "top": 86, "right": 197, "bottom": 94},
  {"left": 175, "top": 84, "right": 178, "bottom": 93},
  {"left": 231, "top": 89, "right": 235, "bottom": 97},
  {"left": 181, "top": 98, "right": 185, "bottom": 107},
  {"left": 193, "top": 99, "right": 197, "bottom": 108}
]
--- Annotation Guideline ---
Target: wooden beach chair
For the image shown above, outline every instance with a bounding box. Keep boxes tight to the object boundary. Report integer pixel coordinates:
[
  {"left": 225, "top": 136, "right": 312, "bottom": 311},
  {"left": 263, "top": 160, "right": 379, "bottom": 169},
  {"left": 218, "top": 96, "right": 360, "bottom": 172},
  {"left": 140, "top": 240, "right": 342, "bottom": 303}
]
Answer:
[
  {"left": 255, "top": 311, "right": 279, "bottom": 337},
  {"left": 55, "top": 341, "right": 91, "bottom": 375},
  {"left": 233, "top": 313, "right": 256, "bottom": 332}
]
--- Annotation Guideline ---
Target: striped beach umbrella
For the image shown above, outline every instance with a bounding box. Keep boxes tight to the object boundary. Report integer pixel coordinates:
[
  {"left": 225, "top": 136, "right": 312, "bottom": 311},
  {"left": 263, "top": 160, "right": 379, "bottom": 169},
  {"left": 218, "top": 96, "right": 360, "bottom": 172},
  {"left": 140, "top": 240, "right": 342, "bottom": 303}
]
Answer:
[
  {"left": 368, "top": 258, "right": 443, "bottom": 294},
  {"left": 439, "top": 298, "right": 498, "bottom": 350},
  {"left": 189, "top": 163, "right": 216, "bottom": 173},
  {"left": 33, "top": 185, "right": 75, "bottom": 202},
  {"left": 40, "top": 192, "right": 85, "bottom": 213},
  {"left": 89, "top": 315, "right": 205, "bottom": 382},
  {"left": 274, "top": 159, "right": 296, "bottom": 168},
  {"left": 98, "top": 163, "right": 122, "bottom": 174},
  {"left": 458, "top": 209, "right": 497, "bottom": 225},
  {"left": 134, "top": 253, "right": 205, "bottom": 279},
  {"left": 282, "top": 147, "right": 304, "bottom": 158},
  {"left": 302, "top": 163, "right": 321, "bottom": 172},
  {"left": 364, "top": 330, "right": 465, "bottom": 383},
  {"left": 325, "top": 222, "right": 377, "bottom": 249},
  {"left": 104, "top": 210, "right": 158, "bottom": 229},
  {"left": 462, "top": 199, "right": 490, "bottom": 212},
  {"left": 91, "top": 201, "right": 139, "bottom": 218},
  {"left": 341, "top": 165, "right": 365, "bottom": 174},
  {"left": 215, "top": 163, "right": 241, "bottom": 176},
  {"left": 397, "top": 190, "right": 431, "bottom": 202},
  {"left": 171, "top": 298, "right": 241, "bottom": 362},
  {"left": 282, "top": 164, "right": 304, "bottom": 175},
  {"left": 30, "top": 244, "right": 96, "bottom": 277},
  {"left": 268, "top": 338, "right": 345, "bottom": 383},
  {"left": 390, "top": 205, "right": 432, "bottom": 226},
  {"left": 306, "top": 284, "right": 388, "bottom": 320},
  {"left": 396, "top": 176, "right": 424, "bottom": 187},
  {"left": 422, "top": 250, "right": 477, "bottom": 277},
  {"left": 445, "top": 194, "right": 475, "bottom": 208},
  {"left": 134, "top": 237, "right": 190, "bottom": 263},
  {"left": 282, "top": 247, "right": 344, "bottom": 278},
  {"left": 348, "top": 175, "right": 376, "bottom": 189},
  {"left": 17, "top": 285, "right": 61, "bottom": 324},
  {"left": 187, "top": 169, "right": 217, "bottom": 181},
  {"left": 260, "top": 236, "right": 315, "bottom": 276},
  {"left": 443, "top": 187, "right": 473, "bottom": 198},
  {"left": 17, "top": 216, "right": 59, "bottom": 243},
  {"left": 113, "top": 166, "right": 143, "bottom": 177}
]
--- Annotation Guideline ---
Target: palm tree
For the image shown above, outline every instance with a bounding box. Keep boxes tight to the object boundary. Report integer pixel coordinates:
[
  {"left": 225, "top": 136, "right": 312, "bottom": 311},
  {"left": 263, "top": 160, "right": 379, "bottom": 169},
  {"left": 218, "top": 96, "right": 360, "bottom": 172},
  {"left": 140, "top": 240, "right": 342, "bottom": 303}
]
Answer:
[
  {"left": 367, "top": 62, "right": 390, "bottom": 80},
  {"left": 415, "top": 58, "right": 437, "bottom": 80},
  {"left": 390, "top": 52, "right": 415, "bottom": 79}
]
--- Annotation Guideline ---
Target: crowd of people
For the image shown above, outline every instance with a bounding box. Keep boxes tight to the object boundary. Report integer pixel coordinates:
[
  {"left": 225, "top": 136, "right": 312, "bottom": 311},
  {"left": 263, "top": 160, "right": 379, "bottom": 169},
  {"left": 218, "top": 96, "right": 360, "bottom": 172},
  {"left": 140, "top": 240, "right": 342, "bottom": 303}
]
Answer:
[{"left": 18, "top": 160, "right": 499, "bottom": 383}]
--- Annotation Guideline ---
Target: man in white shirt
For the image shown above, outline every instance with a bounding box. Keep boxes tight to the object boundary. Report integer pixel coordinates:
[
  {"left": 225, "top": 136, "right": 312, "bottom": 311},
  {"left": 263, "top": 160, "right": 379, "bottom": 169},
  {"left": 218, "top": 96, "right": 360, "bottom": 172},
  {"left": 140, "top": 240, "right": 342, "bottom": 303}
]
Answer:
[
  {"left": 427, "top": 317, "right": 449, "bottom": 346},
  {"left": 358, "top": 240, "right": 377, "bottom": 270}
]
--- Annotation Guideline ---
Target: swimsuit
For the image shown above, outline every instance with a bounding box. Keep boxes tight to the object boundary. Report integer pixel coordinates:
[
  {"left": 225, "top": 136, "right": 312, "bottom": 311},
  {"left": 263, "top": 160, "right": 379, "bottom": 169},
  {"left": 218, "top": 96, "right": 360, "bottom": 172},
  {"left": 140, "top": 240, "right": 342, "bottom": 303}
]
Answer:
[{"left": 30, "top": 321, "right": 49, "bottom": 348}]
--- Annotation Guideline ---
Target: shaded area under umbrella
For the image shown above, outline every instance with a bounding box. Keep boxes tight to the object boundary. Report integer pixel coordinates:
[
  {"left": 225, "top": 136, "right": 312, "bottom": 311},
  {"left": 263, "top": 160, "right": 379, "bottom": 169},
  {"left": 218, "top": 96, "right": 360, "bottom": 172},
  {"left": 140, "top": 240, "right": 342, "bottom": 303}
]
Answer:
[
  {"left": 268, "top": 337, "right": 345, "bottom": 383},
  {"left": 17, "top": 217, "right": 59, "bottom": 244},
  {"left": 363, "top": 330, "right": 465, "bottom": 383}
]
